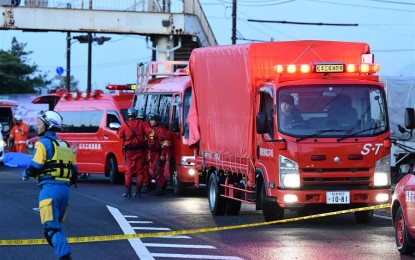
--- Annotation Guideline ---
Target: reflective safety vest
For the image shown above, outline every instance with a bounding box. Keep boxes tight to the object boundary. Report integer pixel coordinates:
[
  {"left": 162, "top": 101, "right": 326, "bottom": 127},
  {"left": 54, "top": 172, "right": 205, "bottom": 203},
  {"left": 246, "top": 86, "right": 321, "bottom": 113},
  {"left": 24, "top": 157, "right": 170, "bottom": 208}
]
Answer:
[{"left": 37, "top": 137, "right": 74, "bottom": 182}]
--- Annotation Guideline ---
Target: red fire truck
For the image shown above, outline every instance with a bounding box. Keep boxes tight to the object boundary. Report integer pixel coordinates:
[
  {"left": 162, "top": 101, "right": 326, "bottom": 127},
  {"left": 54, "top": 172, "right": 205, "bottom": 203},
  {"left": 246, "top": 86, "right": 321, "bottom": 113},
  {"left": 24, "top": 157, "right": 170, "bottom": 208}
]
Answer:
[
  {"left": 32, "top": 86, "right": 134, "bottom": 184},
  {"left": 187, "top": 40, "right": 391, "bottom": 222},
  {"left": 391, "top": 108, "right": 415, "bottom": 255},
  {"left": 132, "top": 61, "right": 196, "bottom": 195}
]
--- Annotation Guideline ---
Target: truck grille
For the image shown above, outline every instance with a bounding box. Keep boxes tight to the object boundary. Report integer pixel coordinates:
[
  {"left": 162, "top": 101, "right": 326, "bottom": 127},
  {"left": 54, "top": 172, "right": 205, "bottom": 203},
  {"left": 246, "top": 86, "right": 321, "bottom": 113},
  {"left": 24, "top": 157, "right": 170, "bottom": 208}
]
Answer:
[{"left": 301, "top": 168, "right": 371, "bottom": 190}]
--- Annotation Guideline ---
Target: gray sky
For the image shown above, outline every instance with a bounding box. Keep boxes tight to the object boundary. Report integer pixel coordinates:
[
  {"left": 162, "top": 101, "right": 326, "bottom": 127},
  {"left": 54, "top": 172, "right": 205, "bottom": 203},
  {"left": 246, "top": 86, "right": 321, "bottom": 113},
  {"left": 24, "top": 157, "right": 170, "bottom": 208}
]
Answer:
[{"left": 0, "top": 0, "right": 414, "bottom": 91}]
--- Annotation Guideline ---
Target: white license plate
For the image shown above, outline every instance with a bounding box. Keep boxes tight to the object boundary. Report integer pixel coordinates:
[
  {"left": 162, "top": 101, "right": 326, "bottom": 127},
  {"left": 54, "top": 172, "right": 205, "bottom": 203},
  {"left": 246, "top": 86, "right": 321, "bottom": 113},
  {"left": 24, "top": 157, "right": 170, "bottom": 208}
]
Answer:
[{"left": 326, "top": 191, "right": 350, "bottom": 204}]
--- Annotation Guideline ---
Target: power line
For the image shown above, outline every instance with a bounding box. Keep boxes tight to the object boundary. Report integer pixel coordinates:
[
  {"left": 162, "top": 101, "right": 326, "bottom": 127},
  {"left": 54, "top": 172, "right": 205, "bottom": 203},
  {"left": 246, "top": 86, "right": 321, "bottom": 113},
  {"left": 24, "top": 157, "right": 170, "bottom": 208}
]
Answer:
[{"left": 247, "top": 19, "right": 359, "bottom": 26}]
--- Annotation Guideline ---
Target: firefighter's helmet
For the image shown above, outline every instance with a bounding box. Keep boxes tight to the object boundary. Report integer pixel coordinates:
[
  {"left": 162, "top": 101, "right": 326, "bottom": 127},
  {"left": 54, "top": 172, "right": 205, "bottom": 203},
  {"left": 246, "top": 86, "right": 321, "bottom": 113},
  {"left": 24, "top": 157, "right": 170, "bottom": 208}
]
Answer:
[
  {"left": 14, "top": 115, "right": 22, "bottom": 122},
  {"left": 37, "top": 110, "right": 63, "bottom": 133},
  {"left": 149, "top": 113, "right": 160, "bottom": 121},
  {"left": 127, "top": 107, "right": 137, "bottom": 118},
  {"left": 137, "top": 110, "right": 145, "bottom": 119}
]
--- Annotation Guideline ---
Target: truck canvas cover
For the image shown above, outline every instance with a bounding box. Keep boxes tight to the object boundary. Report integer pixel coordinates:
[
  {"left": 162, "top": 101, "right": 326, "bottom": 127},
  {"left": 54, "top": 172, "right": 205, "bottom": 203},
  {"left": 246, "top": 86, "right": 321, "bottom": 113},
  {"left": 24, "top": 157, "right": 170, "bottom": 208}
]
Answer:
[{"left": 188, "top": 40, "right": 370, "bottom": 157}]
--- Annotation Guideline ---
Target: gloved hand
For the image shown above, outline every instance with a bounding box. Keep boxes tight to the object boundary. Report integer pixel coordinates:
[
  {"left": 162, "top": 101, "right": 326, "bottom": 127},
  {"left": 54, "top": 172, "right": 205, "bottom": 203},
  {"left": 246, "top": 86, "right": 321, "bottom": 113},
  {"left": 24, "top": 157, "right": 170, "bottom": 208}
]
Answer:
[{"left": 22, "top": 170, "right": 29, "bottom": 181}]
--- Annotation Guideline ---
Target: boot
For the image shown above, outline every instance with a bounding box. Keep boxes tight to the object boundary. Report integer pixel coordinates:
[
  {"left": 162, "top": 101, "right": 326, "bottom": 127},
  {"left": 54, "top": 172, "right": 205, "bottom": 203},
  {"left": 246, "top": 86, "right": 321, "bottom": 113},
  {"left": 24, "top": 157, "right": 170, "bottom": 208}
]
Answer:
[
  {"left": 150, "top": 186, "right": 165, "bottom": 196},
  {"left": 122, "top": 187, "right": 132, "bottom": 198},
  {"left": 141, "top": 185, "right": 149, "bottom": 194},
  {"left": 133, "top": 186, "right": 142, "bottom": 198}
]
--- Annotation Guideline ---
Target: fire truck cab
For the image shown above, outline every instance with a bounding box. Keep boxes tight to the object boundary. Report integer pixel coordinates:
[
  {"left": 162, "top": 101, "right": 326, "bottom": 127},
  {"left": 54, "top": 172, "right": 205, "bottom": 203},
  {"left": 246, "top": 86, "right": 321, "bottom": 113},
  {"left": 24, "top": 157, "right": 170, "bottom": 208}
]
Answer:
[
  {"left": 132, "top": 61, "right": 196, "bottom": 194},
  {"left": 32, "top": 86, "right": 134, "bottom": 184}
]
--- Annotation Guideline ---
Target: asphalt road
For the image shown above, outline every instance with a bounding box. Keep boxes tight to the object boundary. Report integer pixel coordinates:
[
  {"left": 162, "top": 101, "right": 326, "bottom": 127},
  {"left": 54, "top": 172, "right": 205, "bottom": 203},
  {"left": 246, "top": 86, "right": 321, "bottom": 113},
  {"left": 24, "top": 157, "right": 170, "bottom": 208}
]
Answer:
[{"left": 0, "top": 164, "right": 413, "bottom": 260}]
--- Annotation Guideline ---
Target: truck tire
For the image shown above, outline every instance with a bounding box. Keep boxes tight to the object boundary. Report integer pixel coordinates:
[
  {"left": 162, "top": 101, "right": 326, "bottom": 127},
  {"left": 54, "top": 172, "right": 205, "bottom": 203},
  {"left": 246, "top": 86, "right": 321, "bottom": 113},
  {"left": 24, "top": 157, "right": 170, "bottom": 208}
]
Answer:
[
  {"left": 208, "top": 174, "right": 227, "bottom": 215},
  {"left": 106, "top": 156, "right": 120, "bottom": 185},
  {"left": 172, "top": 170, "right": 187, "bottom": 195},
  {"left": 226, "top": 191, "right": 242, "bottom": 215},
  {"left": 354, "top": 209, "right": 373, "bottom": 223},
  {"left": 394, "top": 206, "right": 415, "bottom": 254},
  {"left": 261, "top": 181, "right": 284, "bottom": 221}
]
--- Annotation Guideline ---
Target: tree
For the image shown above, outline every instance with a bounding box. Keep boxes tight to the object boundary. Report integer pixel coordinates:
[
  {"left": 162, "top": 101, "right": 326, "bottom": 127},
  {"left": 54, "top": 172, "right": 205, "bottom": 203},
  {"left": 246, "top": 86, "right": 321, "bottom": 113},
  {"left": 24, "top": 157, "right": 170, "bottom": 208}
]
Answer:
[
  {"left": 52, "top": 75, "right": 80, "bottom": 93},
  {"left": 0, "top": 37, "right": 51, "bottom": 94}
]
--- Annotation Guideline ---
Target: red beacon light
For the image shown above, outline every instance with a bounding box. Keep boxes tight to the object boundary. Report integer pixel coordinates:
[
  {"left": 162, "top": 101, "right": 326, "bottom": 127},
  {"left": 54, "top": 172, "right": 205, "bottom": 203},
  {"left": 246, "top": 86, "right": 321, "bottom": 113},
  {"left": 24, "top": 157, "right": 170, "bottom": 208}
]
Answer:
[
  {"left": 106, "top": 84, "right": 135, "bottom": 91},
  {"left": 274, "top": 62, "right": 380, "bottom": 75},
  {"left": 92, "top": 89, "right": 103, "bottom": 98}
]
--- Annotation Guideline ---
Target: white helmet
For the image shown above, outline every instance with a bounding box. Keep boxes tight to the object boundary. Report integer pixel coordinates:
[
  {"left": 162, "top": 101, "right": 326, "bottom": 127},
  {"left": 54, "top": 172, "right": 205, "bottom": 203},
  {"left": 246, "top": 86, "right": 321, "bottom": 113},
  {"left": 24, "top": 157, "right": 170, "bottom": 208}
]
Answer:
[
  {"left": 14, "top": 115, "right": 22, "bottom": 121},
  {"left": 37, "top": 110, "right": 63, "bottom": 132}
]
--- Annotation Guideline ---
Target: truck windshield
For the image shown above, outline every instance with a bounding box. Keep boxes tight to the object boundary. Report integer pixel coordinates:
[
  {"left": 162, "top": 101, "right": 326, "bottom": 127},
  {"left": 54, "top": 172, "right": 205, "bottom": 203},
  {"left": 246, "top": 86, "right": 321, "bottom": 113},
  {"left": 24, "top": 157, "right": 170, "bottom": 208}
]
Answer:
[{"left": 277, "top": 85, "right": 388, "bottom": 139}]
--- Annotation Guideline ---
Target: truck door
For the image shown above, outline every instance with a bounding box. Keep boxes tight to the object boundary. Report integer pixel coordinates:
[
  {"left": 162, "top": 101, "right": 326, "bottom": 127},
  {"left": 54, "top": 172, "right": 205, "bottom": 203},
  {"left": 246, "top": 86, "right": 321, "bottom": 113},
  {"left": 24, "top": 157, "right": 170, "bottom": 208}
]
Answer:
[{"left": 256, "top": 86, "right": 278, "bottom": 185}]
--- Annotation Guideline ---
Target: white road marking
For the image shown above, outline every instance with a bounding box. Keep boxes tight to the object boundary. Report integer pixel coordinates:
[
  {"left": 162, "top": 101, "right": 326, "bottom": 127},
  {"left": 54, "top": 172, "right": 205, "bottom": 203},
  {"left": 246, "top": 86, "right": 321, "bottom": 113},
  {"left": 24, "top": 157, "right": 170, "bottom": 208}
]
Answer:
[
  {"left": 151, "top": 253, "right": 244, "bottom": 259},
  {"left": 107, "top": 205, "right": 154, "bottom": 260},
  {"left": 108, "top": 205, "right": 245, "bottom": 260},
  {"left": 157, "top": 235, "right": 191, "bottom": 239},
  {"left": 373, "top": 214, "right": 392, "bottom": 220},
  {"left": 124, "top": 215, "right": 139, "bottom": 218},
  {"left": 128, "top": 221, "right": 153, "bottom": 224},
  {"left": 144, "top": 243, "right": 216, "bottom": 249},
  {"left": 133, "top": 227, "right": 171, "bottom": 231}
]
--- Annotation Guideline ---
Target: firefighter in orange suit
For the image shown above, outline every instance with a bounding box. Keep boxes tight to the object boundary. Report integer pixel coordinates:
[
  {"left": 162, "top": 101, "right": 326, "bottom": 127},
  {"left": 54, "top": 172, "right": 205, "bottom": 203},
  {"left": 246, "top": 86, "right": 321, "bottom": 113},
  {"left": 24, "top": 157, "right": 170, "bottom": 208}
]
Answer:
[
  {"left": 136, "top": 110, "right": 152, "bottom": 193},
  {"left": 117, "top": 108, "right": 154, "bottom": 198},
  {"left": 9, "top": 115, "right": 29, "bottom": 153},
  {"left": 148, "top": 113, "right": 172, "bottom": 195}
]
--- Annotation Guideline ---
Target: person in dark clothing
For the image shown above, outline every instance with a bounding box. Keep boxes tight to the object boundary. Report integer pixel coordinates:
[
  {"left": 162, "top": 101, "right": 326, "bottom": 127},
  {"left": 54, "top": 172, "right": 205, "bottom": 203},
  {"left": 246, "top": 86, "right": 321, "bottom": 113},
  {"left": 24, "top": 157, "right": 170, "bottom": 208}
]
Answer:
[{"left": 280, "top": 94, "right": 304, "bottom": 128}]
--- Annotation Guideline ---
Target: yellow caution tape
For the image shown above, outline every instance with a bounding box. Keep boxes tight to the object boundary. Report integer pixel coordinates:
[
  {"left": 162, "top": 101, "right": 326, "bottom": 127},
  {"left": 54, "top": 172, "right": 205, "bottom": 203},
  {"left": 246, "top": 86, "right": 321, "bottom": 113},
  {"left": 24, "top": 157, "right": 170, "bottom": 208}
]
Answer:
[{"left": 0, "top": 203, "right": 391, "bottom": 246}]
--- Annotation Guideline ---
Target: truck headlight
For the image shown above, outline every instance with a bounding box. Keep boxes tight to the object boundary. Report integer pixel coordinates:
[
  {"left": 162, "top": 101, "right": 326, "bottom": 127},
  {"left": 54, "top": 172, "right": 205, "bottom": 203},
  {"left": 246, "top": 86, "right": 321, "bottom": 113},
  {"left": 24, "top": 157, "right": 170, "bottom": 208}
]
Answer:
[
  {"left": 279, "top": 155, "right": 300, "bottom": 188},
  {"left": 374, "top": 155, "right": 391, "bottom": 187}
]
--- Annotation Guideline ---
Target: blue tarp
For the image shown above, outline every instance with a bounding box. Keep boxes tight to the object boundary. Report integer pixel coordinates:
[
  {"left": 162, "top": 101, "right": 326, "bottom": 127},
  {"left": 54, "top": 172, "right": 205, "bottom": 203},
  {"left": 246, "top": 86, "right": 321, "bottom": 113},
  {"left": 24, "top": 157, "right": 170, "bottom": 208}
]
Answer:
[{"left": 3, "top": 152, "right": 32, "bottom": 168}]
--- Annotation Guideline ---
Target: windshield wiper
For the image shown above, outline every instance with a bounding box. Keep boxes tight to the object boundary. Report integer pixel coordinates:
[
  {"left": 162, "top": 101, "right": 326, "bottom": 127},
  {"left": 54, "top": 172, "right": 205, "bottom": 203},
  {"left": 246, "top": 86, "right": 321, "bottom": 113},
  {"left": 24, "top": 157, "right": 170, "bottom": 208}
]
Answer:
[
  {"left": 337, "top": 125, "right": 384, "bottom": 142},
  {"left": 296, "top": 129, "right": 348, "bottom": 142}
]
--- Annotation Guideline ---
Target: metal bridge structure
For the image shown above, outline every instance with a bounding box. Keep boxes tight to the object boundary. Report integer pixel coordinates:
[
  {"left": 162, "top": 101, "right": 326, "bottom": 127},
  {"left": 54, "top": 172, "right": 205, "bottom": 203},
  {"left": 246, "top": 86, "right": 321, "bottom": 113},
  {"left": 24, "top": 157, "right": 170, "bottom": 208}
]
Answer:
[{"left": 0, "top": 0, "right": 217, "bottom": 62}]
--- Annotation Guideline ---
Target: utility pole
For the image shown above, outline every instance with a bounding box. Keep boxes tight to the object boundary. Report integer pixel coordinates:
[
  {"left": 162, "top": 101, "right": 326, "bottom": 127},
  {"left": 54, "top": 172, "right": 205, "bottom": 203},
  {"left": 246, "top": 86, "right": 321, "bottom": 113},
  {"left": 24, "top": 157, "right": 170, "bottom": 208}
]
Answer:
[
  {"left": 232, "top": 0, "right": 237, "bottom": 44},
  {"left": 66, "top": 32, "right": 71, "bottom": 91},
  {"left": 87, "top": 0, "right": 92, "bottom": 92},
  {"left": 87, "top": 32, "right": 92, "bottom": 93}
]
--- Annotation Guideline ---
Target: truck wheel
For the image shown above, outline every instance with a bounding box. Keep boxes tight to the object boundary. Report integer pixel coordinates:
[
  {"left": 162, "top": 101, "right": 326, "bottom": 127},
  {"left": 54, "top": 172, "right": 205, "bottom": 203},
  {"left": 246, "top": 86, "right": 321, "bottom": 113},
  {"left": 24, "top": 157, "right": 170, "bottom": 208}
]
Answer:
[
  {"left": 226, "top": 192, "right": 241, "bottom": 215},
  {"left": 261, "top": 181, "right": 284, "bottom": 221},
  {"left": 106, "top": 157, "right": 120, "bottom": 185},
  {"left": 395, "top": 206, "right": 415, "bottom": 254},
  {"left": 354, "top": 209, "right": 373, "bottom": 223},
  {"left": 173, "top": 170, "right": 187, "bottom": 195},
  {"left": 208, "top": 174, "right": 227, "bottom": 215}
]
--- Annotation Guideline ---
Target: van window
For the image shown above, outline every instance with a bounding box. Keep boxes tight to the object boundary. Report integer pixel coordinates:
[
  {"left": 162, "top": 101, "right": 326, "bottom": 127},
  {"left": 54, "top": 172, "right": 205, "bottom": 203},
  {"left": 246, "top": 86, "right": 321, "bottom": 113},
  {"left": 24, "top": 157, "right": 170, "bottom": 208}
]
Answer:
[
  {"left": 134, "top": 94, "right": 146, "bottom": 115},
  {"left": 60, "top": 111, "right": 103, "bottom": 133},
  {"left": 145, "top": 94, "right": 159, "bottom": 118},
  {"left": 183, "top": 87, "right": 192, "bottom": 138},
  {"left": 107, "top": 110, "right": 121, "bottom": 128},
  {"left": 159, "top": 95, "right": 172, "bottom": 127}
]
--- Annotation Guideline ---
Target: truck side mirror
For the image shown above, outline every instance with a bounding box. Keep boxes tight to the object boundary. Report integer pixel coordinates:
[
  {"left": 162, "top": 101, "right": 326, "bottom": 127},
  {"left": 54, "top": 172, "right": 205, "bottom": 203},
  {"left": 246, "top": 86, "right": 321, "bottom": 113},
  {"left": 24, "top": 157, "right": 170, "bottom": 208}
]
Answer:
[
  {"left": 109, "top": 122, "right": 121, "bottom": 130},
  {"left": 256, "top": 112, "right": 269, "bottom": 134},
  {"left": 405, "top": 108, "right": 415, "bottom": 130}
]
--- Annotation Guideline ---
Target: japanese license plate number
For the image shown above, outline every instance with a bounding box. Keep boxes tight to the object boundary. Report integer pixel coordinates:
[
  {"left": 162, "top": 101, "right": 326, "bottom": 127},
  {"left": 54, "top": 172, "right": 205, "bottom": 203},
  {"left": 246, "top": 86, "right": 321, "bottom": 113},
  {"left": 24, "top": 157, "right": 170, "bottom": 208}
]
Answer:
[
  {"left": 326, "top": 191, "right": 350, "bottom": 204},
  {"left": 316, "top": 64, "right": 344, "bottom": 73}
]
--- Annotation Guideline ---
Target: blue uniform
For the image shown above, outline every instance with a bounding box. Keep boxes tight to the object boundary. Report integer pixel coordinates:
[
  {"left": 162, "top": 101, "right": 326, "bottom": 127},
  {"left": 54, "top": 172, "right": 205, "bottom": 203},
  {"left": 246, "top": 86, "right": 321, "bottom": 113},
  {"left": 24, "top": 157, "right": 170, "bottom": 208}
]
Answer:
[{"left": 23, "top": 131, "right": 77, "bottom": 259}]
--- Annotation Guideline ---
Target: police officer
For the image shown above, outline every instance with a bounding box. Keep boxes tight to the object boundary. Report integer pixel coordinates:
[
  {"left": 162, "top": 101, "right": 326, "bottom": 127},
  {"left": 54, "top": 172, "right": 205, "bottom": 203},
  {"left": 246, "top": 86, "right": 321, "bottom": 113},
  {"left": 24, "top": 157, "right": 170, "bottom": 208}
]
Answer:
[
  {"left": 148, "top": 113, "right": 172, "bottom": 195},
  {"left": 9, "top": 114, "right": 29, "bottom": 153},
  {"left": 22, "top": 110, "right": 78, "bottom": 260},
  {"left": 117, "top": 108, "right": 154, "bottom": 198}
]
